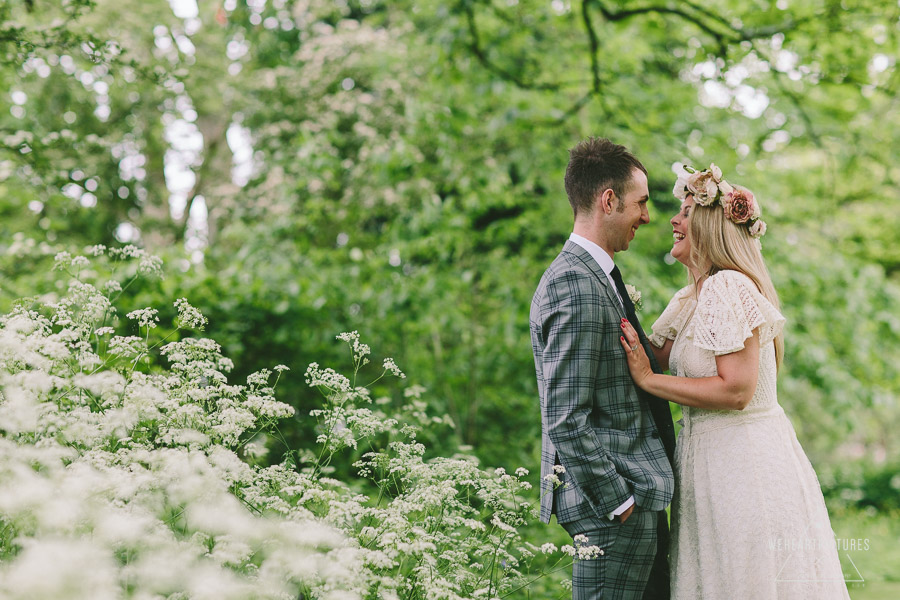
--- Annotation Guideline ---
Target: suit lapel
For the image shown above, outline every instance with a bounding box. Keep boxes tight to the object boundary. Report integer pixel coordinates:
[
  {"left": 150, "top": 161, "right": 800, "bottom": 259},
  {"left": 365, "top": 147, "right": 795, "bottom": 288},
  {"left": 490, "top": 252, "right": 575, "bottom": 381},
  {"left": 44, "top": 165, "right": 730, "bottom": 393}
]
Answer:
[
  {"left": 562, "top": 241, "right": 677, "bottom": 463},
  {"left": 561, "top": 241, "right": 626, "bottom": 321}
]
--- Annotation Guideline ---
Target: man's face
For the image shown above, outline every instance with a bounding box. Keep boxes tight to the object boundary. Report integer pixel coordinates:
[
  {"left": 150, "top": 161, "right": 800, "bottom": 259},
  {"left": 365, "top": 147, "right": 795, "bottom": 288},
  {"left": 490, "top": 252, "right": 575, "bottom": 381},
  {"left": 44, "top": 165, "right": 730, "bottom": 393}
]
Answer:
[{"left": 607, "top": 168, "right": 650, "bottom": 253}]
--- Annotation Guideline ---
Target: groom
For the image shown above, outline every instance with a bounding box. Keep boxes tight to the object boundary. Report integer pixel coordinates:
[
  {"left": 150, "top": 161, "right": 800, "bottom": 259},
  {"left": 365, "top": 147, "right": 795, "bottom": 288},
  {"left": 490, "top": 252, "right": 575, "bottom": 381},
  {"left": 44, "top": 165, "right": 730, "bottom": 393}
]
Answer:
[{"left": 530, "top": 138, "right": 676, "bottom": 599}]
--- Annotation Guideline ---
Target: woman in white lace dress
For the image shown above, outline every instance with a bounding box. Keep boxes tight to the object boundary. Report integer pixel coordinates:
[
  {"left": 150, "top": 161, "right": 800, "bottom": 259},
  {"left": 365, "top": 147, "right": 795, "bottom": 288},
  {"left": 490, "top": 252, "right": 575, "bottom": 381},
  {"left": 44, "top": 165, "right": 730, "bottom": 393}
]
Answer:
[{"left": 618, "top": 164, "right": 849, "bottom": 599}]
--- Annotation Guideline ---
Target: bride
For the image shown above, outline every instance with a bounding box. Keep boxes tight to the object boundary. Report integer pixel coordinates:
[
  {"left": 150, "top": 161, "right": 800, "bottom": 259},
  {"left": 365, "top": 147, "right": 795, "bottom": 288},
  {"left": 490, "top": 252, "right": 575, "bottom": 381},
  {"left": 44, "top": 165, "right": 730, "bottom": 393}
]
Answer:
[{"left": 618, "top": 164, "right": 850, "bottom": 599}]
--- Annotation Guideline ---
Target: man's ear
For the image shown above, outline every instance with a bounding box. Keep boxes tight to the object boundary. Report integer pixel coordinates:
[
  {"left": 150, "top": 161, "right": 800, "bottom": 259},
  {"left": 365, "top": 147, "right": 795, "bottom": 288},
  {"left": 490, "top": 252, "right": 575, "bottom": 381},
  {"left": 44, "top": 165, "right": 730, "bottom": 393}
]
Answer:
[{"left": 596, "top": 188, "right": 616, "bottom": 215}]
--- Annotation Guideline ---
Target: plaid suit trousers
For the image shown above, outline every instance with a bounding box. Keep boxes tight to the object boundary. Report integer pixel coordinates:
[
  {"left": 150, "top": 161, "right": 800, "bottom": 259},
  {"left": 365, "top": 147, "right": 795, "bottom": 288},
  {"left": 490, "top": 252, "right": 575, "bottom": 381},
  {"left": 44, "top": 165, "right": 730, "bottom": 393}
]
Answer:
[{"left": 562, "top": 509, "right": 670, "bottom": 600}]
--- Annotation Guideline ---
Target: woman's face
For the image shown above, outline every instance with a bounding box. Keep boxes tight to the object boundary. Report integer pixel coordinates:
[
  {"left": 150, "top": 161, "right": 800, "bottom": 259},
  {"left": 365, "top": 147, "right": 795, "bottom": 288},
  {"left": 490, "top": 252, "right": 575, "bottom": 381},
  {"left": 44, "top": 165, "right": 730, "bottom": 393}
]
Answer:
[{"left": 670, "top": 196, "right": 694, "bottom": 268}]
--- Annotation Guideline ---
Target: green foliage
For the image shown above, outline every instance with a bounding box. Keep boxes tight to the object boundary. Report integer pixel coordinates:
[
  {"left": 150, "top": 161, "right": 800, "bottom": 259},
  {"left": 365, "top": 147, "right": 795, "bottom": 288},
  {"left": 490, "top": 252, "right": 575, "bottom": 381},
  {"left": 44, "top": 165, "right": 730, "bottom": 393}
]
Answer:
[
  {"left": 823, "top": 460, "right": 900, "bottom": 513},
  {"left": 1, "top": 0, "right": 899, "bottom": 515}
]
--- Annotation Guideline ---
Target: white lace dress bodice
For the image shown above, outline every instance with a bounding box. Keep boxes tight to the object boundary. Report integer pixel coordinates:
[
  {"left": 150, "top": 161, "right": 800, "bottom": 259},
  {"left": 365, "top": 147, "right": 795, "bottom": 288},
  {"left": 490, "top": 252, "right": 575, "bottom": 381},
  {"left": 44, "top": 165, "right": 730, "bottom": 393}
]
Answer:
[{"left": 650, "top": 270, "right": 849, "bottom": 599}]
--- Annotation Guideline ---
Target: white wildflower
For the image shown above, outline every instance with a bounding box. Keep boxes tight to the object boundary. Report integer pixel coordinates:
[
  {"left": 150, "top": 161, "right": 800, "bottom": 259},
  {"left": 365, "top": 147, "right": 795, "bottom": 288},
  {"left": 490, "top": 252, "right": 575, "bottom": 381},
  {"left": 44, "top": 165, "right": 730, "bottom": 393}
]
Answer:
[
  {"left": 53, "top": 251, "right": 72, "bottom": 270},
  {"left": 242, "top": 437, "right": 269, "bottom": 460},
  {"left": 576, "top": 544, "right": 604, "bottom": 559},
  {"left": 0, "top": 538, "right": 120, "bottom": 599},
  {"left": 305, "top": 363, "right": 351, "bottom": 392},
  {"left": 490, "top": 514, "right": 516, "bottom": 533},
  {"left": 244, "top": 394, "right": 295, "bottom": 420},
  {"left": 403, "top": 384, "right": 426, "bottom": 398},
  {"left": 462, "top": 519, "right": 486, "bottom": 531},
  {"left": 247, "top": 369, "right": 272, "bottom": 387},
  {"left": 138, "top": 254, "right": 163, "bottom": 277},
  {"left": 126, "top": 308, "right": 159, "bottom": 329},
  {"left": 336, "top": 331, "right": 371, "bottom": 363},
  {"left": 108, "top": 336, "right": 145, "bottom": 357},
  {"left": 73, "top": 372, "right": 126, "bottom": 401},
  {"left": 335, "top": 331, "right": 359, "bottom": 344},
  {"left": 174, "top": 298, "right": 207, "bottom": 330},
  {"left": 108, "top": 244, "right": 143, "bottom": 259},
  {"left": 382, "top": 357, "right": 405, "bottom": 378}
]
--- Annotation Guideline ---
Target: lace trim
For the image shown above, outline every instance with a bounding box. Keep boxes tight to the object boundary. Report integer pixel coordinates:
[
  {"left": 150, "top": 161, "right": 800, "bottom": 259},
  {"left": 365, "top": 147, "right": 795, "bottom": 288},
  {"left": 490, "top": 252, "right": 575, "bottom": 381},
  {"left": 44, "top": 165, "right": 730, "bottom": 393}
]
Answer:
[
  {"left": 691, "top": 270, "right": 785, "bottom": 355},
  {"left": 649, "top": 285, "right": 695, "bottom": 348}
]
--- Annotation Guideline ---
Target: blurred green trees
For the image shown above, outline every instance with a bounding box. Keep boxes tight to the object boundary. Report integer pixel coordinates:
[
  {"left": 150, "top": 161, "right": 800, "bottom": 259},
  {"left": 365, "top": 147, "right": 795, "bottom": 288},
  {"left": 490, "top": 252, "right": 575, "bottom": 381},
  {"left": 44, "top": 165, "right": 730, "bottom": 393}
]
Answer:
[{"left": 2, "top": 0, "right": 899, "bottom": 506}]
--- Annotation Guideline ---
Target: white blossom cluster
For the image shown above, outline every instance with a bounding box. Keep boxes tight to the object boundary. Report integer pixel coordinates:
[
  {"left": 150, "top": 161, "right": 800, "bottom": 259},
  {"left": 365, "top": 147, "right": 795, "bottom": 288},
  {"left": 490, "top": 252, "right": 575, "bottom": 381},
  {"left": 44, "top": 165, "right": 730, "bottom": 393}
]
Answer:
[
  {"left": 299, "top": 332, "right": 598, "bottom": 597},
  {"left": 0, "top": 252, "right": 589, "bottom": 598},
  {"left": 126, "top": 307, "right": 160, "bottom": 329},
  {"left": 336, "top": 330, "right": 370, "bottom": 365},
  {"left": 0, "top": 252, "right": 353, "bottom": 598},
  {"left": 174, "top": 297, "right": 208, "bottom": 330},
  {"left": 561, "top": 534, "right": 605, "bottom": 560},
  {"left": 382, "top": 357, "right": 405, "bottom": 379}
]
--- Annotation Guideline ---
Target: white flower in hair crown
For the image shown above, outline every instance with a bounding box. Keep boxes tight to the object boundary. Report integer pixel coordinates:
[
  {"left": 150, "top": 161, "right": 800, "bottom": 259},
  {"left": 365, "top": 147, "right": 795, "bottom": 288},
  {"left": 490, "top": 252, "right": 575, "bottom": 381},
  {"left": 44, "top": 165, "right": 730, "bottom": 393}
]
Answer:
[
  {"left": 673, "top": 163, "right": 768, "bottom": 239},
  {"left": 624, "top": 284, "right": 643, "bottom": 311}
]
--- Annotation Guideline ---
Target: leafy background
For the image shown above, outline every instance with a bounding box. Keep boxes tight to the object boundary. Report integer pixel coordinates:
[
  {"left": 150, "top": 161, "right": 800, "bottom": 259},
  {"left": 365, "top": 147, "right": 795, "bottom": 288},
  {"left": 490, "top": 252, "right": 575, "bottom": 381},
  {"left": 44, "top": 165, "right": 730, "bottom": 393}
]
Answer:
[{"left": 2, "top": 0, "right": 899, "bottom": 596}]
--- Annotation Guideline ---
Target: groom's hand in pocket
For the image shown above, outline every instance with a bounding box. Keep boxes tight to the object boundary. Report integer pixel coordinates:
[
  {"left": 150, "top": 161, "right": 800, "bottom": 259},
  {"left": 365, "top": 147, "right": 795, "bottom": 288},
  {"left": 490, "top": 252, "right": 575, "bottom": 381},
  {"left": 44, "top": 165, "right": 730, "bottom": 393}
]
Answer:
[{"left": 617, "top": 504, "right": 635, "bottom": 523}]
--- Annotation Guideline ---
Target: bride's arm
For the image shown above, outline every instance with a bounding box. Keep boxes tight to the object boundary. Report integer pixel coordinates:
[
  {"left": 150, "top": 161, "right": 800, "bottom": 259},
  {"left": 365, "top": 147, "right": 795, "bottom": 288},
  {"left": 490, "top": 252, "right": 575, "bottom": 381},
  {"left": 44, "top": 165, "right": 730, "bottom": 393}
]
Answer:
[
  {"left": 650, "top": 338, "right": 674, "bottom": 372},
  {"left": 622, "top": 320, "right": 760, "bottom": 411}
]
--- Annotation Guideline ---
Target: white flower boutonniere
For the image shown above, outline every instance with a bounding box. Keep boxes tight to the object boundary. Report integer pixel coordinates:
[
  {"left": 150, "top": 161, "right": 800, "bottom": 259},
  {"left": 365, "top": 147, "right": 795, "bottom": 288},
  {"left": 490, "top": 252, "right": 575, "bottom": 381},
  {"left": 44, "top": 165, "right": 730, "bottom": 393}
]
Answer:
[{"left": 624, "top": 284, "right": 643, "bottom": 311}]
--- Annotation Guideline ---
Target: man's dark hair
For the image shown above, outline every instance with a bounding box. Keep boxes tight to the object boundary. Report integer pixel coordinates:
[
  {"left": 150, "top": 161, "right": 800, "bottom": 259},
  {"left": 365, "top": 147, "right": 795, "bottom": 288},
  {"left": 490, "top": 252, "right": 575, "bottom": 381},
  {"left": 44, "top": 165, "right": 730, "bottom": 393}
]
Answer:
[{"left": 564, "top": 138, "right": 647, "bottom": 218}]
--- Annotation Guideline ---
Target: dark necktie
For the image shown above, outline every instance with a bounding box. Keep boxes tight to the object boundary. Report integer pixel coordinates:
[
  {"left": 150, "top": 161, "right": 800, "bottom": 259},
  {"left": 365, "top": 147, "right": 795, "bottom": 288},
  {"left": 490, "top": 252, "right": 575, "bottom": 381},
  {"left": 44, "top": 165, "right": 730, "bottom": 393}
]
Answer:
[
  {"left": 609, "top": 265, "right": 640, "bottom": 330},
  {"left": 609, "top": 264, "right": 676, "bottom": 461}
]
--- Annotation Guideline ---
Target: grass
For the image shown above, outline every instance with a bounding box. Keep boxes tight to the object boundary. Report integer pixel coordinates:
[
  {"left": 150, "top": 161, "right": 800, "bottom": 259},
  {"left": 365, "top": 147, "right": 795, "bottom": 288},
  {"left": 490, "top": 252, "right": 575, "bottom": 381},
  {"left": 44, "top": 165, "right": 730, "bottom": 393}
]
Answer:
[{"left": 830, "top": 508, "right": 900, "bottom": 600}]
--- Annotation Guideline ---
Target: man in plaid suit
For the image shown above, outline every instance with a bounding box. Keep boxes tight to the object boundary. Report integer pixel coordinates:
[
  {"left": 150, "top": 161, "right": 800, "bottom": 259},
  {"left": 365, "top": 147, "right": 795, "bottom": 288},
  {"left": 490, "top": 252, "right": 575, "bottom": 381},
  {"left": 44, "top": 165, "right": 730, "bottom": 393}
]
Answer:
[{"left": 530, "top": 138, "right": 676, "bottom": 599}]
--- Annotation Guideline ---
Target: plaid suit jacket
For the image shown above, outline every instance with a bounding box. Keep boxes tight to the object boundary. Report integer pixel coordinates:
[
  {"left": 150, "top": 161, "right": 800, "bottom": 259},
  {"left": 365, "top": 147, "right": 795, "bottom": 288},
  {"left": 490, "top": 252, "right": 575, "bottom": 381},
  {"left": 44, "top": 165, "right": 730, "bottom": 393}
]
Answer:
[{"left": 531, "top": 241, "right": 675, "bottom": 524}]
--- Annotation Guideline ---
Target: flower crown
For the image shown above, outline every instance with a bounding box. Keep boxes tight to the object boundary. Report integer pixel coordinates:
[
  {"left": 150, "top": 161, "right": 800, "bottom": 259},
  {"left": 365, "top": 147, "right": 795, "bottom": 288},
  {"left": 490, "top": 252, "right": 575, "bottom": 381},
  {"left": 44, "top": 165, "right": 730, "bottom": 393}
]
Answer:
[{"left": 673, "top": 163, "right": 767, "bottom": 239}]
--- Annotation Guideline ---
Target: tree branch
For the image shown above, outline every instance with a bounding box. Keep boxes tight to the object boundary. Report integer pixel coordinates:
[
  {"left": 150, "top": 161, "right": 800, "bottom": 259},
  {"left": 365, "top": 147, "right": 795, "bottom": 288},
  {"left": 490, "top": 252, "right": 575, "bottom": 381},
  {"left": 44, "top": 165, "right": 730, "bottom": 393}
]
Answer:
[
  {"left": 594, "top": 0, "right": 811, "bottom": 52},
  {"left": 461, "top": 0, "right": 824, "bottom": 129},
  {"left": 594, "top": 0, "right": 732, "bottom": 49},
  {"left": 581, "top": 0, "right": 602, "bottom": 94},
  {"left": 459, "top": 0, "right": 561, "bottom": 91}
]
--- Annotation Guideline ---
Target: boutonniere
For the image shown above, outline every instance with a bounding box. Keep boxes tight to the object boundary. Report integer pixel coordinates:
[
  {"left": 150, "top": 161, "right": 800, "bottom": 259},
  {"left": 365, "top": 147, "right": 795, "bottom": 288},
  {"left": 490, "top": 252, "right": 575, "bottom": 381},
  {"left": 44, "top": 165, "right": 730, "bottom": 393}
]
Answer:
[{"left": 624, "top": 284, "right": 643, "bottom": 311}]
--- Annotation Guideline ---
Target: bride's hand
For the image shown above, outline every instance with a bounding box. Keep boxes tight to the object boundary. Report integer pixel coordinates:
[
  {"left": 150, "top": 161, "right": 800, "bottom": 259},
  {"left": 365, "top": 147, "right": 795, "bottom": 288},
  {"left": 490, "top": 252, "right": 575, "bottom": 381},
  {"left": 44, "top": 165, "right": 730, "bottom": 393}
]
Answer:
[{"left": 619, "top": 319, "right": 653, "bottom": 389}]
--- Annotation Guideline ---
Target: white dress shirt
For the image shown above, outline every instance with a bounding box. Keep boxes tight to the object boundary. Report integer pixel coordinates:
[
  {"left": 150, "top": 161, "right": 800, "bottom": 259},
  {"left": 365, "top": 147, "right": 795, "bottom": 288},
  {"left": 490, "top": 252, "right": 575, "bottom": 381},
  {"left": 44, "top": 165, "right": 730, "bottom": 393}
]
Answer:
[{"left": 568, "top": 232, "right": 635, "bottom": 520}]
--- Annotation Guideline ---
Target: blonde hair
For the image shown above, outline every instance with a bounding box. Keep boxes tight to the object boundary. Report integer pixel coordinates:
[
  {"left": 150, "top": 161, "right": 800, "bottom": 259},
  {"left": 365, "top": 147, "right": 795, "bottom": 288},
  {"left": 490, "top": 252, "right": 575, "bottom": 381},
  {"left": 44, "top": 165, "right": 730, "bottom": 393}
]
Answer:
[{"left": 688, "top": 203, "right": 784, "bottom": 370}]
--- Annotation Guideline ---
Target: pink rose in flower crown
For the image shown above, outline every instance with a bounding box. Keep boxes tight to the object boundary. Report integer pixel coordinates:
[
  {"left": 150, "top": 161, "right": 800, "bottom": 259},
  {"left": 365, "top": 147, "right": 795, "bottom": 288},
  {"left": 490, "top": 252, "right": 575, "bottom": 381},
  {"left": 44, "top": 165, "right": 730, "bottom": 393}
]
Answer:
[
  {"left": 685, "top": 170, "right": 715, "bottom": 206},
  {"left": 749, "top": 219, "right": 767, "bottom": 238},
  {"left": 722, "top": 187, "right": 757, "bottom": 224},
  {"left": 685, "top": 163, "right": 731, "bottom": 206}
]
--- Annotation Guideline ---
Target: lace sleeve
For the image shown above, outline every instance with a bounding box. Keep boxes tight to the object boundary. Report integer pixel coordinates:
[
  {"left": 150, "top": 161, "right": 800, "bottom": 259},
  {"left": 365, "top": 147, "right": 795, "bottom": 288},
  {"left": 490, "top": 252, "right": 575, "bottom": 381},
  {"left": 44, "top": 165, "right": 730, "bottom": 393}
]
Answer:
[
  {"left": 649, "top": 285, "right": 696, "bottom": 348},
  {"left": 692, "top": 271, "right": 785, "bottom": 355}
]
